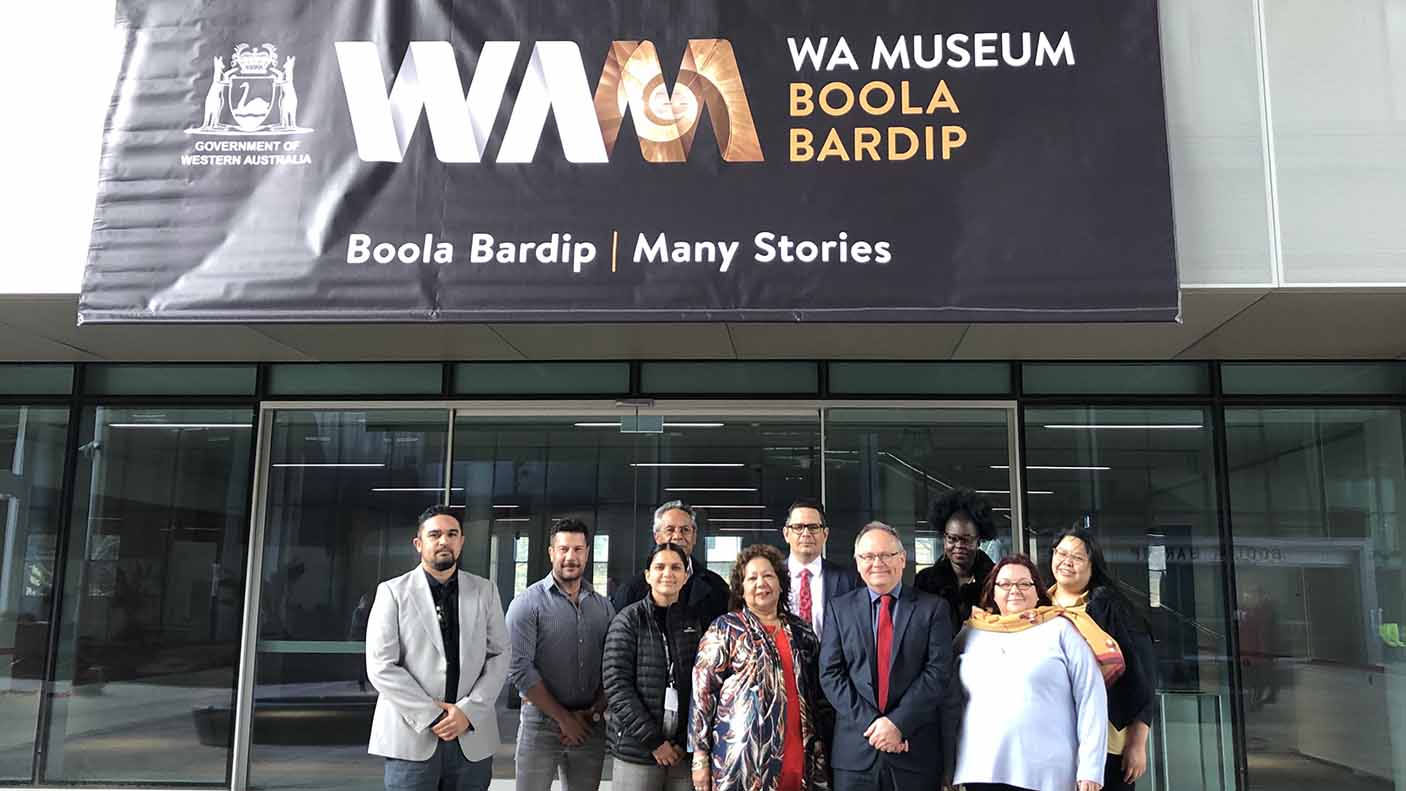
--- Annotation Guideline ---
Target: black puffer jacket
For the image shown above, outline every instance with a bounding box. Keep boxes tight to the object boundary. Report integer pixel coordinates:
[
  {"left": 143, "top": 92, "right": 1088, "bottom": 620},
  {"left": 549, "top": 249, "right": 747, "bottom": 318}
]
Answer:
[{"left": 602, "top": 597, "right": 706, "bottom": 765}]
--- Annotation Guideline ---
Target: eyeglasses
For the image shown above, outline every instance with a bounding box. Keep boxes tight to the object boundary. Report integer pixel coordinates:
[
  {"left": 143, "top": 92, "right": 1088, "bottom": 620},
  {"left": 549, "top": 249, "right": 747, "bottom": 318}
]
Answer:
[
  {"left": 786, "top": 523, "right": 826, "bottom": 535},
  {"left": 657, "top": 525, "right": 695, "bottom": 537},
  {"left": 943, "top": 532, "right": 979, "bottom": 548},
  {"left": 994, "top": 580, "right": 1037, "bottom": 592},
  {"left": 1053, "top": 548, "right": 1090, "bottom": 566},
  {"left": 856, "top": 551, "right": 903, "bottom": 566}
]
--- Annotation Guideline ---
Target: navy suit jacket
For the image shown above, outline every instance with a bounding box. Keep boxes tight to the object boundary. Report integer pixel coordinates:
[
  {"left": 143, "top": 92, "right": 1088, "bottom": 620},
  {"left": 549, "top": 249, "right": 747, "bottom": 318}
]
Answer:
[
  {"left": 819, "top": 585, "right": 954, "bottom": 776},
  {"left": 819, "top": 557, "right": 861, "bottom": 608}
]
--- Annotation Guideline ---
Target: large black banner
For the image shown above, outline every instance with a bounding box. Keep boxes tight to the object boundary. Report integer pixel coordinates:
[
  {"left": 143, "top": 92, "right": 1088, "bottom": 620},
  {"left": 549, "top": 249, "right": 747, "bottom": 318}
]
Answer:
[{"left": 79, "top": 0, "right": 1178, "bottom": 323}]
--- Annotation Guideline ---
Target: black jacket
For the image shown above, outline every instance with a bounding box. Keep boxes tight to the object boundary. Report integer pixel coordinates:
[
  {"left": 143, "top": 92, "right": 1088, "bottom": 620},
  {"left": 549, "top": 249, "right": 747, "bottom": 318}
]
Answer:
[
  {"left": 611, "top": 557, "right": 730, "bottom": 628},
  {"left": 913, "top": 551, "right": 996, "bottom": 626},
  {"left": 602, "top": 597, "right": 706, "bottom": 765},
  {"left": 1085, "top": 585, "right": 1157, "bottom": 730}
]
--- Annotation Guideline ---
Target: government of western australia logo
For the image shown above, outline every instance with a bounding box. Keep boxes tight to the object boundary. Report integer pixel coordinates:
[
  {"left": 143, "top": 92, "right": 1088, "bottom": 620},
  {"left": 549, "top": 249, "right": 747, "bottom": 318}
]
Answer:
[{"left": 187, "top": 43, "right": 313, "bottom": 135}]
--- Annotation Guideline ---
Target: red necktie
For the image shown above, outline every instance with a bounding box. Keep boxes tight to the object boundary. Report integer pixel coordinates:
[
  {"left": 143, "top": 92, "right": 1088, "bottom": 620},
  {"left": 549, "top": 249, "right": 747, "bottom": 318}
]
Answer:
[
  {"left": 799, "top": 569, "right": 813, "bottom": 626},
  {"left": 876, "top": 593, "right": 893, "bottom": 711}
]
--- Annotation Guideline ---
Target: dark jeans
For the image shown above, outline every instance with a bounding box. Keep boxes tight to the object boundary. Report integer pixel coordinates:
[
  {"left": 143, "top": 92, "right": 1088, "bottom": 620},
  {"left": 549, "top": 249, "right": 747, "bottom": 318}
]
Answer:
[{"left": 384, "top": 740, "right": 493, "bottom": 791}]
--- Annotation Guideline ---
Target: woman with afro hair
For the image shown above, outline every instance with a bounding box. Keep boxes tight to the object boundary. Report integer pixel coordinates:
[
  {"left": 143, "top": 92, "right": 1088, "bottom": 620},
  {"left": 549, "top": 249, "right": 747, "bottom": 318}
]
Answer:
[{"left": 914, "top": 488, "right": 998, "bottom": 624}]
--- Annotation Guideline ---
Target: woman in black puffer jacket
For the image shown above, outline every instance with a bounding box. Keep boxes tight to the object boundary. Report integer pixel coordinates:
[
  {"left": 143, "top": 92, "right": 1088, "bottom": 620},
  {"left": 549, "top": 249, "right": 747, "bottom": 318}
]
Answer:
[{"left": 603, "top": 543, "right": 708, "bottom": 791}]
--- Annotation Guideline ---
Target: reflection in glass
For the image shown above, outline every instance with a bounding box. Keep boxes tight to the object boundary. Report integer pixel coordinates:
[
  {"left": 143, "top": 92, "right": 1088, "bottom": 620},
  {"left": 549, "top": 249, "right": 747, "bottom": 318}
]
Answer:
[
  {"left": 1025, "top": 407, "right": 1234, "bottom": 791},
  {"left": 0, "top": 407, "right": 68, "bottom": 781},
  {"left": 1227, "top": 408, "right": 1406, "bottom": 790},
  {"left": 249, "top": 410, "right": 449, "bottom": 791},
  {"left": 451, "top": 414, "right": 820, "bottom": 783},
  {"left": 824, "top": 408, "right": 1012, "bottom": 580},
  {"left": 44, "top": 408, "right": 253, "bottom": 783}
]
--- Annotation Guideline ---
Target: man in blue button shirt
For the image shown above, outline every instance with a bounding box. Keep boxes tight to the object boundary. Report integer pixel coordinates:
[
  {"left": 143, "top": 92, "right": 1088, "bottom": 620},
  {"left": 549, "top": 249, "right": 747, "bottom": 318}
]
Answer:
[{"left": 506, "top": 518, "right": 615, "bottom": 791}]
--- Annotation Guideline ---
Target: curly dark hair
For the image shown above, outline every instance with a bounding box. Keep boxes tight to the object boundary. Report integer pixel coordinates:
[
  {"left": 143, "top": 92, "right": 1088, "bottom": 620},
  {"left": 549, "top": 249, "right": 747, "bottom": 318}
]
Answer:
[
  {"left": 978, "top": 554, "right": 1052, "bottom": 612},
  {"left": 726, "top": 544, "right": 792, "bottom": 616},
  {"left": 929, "top": 488, "right": 998, "bottom": 541}
]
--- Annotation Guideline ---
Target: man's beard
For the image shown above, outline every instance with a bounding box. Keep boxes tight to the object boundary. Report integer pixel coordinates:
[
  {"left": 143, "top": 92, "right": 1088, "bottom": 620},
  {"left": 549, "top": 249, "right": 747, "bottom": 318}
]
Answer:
[
  {"left": 432, "top": 555, "right": 457, "bottom": 571},
  {"left": 556, "top": 563, "right": 582, "bottom": 581}
]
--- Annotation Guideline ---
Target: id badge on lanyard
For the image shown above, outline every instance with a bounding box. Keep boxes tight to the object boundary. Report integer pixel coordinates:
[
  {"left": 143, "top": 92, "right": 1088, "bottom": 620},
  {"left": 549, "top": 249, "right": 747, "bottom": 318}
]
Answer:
[{"left": 661, "top": 629, "right": 679, "bottom": 735}]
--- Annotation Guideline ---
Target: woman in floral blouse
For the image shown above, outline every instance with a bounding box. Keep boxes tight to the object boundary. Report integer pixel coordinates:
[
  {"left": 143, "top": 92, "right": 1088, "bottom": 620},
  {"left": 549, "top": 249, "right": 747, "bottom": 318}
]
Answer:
[{"left": 690, "top": 544, "right": 832, "bottom": 791}]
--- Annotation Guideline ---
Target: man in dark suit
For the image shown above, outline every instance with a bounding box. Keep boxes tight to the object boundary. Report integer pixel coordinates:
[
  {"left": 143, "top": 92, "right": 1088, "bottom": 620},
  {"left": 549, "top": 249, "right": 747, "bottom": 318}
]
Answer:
[
  {"left": 820, "top": 521, "right": 954, "bottom": 791},
  {"left": 782, "top": 498, "right": 860, "bottom": 639}
]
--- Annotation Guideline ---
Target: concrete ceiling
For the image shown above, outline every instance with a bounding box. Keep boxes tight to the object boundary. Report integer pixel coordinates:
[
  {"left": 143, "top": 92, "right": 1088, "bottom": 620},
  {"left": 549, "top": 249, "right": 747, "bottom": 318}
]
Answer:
[{"left": 2, "top": 289, "right": 1404, "bottom": 362}]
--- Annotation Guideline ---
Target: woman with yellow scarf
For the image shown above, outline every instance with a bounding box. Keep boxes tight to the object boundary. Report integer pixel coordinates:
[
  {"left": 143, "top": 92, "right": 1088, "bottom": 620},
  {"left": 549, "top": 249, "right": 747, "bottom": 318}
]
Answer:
[{"left": 948, "top": 555, "right": 1109, "bottom": 791}]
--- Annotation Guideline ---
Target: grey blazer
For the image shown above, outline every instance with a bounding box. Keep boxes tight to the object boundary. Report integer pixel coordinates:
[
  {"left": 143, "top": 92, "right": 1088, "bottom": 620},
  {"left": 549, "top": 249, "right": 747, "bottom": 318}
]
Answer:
[{"left": 365, "top": 567, "right": 509, "bottom": 761}]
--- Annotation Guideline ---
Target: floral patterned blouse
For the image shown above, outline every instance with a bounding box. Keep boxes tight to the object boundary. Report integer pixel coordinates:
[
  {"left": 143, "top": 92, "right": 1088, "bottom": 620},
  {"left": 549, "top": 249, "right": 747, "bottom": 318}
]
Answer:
[{"left": 690, "top": 609, "right": 832, "bottom": 791}]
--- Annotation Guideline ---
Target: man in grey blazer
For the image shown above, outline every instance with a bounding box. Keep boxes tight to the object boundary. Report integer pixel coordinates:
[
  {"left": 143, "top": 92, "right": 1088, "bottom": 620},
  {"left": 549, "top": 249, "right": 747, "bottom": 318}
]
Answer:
[{"left": 366, "top": 505, "right": 509, "bottom": 791}]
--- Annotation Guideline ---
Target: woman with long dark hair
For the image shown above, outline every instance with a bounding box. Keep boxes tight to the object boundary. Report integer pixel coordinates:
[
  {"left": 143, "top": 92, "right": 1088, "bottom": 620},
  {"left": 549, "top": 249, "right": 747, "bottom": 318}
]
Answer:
[
  {"left": 1049, "top": 527, "right": 1157, "bottom": 791},
  {"left": 603, "top": 543, "right": 707, "bottom": 791}
]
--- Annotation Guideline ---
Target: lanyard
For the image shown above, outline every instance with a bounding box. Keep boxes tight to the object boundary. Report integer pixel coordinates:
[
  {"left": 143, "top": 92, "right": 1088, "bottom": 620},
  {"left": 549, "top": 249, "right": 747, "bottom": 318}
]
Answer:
[{"left": 657, "top": 613, "right": 676, "bottom": 688}]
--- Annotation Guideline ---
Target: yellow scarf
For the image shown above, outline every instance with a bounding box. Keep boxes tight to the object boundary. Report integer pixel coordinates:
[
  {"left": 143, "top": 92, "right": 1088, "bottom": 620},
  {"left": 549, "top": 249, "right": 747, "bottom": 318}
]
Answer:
[{"left": 966, "top": 605, "right": 1125, "bottom": 686}]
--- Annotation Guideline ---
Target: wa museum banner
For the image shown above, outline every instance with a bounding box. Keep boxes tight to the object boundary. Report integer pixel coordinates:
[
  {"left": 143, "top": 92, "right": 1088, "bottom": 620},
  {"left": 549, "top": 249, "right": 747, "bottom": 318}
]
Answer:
[{"left": 78, "top": 0, "right": 1178, "bottom": 323}]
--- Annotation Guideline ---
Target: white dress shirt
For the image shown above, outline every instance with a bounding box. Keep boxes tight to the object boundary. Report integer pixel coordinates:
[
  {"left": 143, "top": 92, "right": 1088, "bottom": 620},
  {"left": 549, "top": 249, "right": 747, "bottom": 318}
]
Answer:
[{"left": 787, "top": 554, "right": 826, "bottom": 636}]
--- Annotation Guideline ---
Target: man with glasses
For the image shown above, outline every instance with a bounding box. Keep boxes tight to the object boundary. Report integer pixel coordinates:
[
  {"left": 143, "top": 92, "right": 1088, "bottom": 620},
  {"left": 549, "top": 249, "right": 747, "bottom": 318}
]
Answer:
[
  {"left": 820, "top": 522, "right": 954, "bottom": 791},
  {"left": 782, "top": 497, "right": 859, "bottom": 639},
  {"left": 609, "top": 500, "right": 730, "bottom": 626},
  {"left": 914, "top": 488, "right": 998, "bottom": 625}
]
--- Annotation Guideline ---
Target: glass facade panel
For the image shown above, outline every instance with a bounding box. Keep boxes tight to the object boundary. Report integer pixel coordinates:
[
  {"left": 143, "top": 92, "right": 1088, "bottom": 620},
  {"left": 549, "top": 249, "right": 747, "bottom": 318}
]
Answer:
[
  {"left": 84, "top": 365, "right": 256, "bottom": 396},
  {"left": 640, "top": 362, "right": 818, "bottom": 395},
  {"left": 828, "top": 362, "right": 1012, "bottom": 396},
  {"left": 44, "top": 407, "right": 253, "bottom": 784},
  {"left": 452, "top": 363, "right": 630, "bottom": 395},
  {"left": 824, "top": 408, "right": 1014, "bottom": 577},
  {"left": 0, "top": 406, "right": 68, "bottom": 782},
  {"left": 1226, "top": 407, "right": 1406, "bottom": 789},
  {"left": 248, "top": 409, "right": 450, "bottom": 791},
  {"left": 1025, "top": 407, "right": 1235, "bottom": 791},
  {"left": 1222, "top": 362, "right": 1406, "bottom": 396},
  {"left": 0, "top": 365, "right": 73, "bottom": 396},
  {"left": 1023, "top": 362, "right": 1211, "bottom": 396},
  {"left": 267, "top": 364, "right": 443, "bottom": 396},
  {"left": 1266, "top": 0, "right": 1406, "bottom": 284}
]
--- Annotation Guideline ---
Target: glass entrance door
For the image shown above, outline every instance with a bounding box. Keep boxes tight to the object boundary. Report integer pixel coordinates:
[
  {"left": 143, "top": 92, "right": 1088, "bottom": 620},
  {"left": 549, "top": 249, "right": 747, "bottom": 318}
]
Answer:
[{"left": 242, "top": 402, "right": 1019, "bottom": 790}]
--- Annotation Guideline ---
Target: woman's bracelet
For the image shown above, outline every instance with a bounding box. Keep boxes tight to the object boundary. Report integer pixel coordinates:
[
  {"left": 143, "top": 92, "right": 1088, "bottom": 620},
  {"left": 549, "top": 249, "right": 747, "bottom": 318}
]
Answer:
[{"left": 691, "top": 755, "right": 710, "bottom": 769}]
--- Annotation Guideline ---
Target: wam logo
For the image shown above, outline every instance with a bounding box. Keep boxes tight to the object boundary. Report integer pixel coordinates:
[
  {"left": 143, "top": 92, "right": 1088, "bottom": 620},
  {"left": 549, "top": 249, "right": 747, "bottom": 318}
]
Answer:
[{"left": 186, "top": 43, "right": 313, "bottom": 136}]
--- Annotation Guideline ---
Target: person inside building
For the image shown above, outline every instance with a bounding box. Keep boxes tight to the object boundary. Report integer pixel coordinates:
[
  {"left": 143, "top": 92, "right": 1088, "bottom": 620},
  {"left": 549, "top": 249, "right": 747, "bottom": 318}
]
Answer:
[
  {"left": 781, "top": 497, "right": 860, "bottom": 640},
  {"left": 690, "top": 544, "right": 832, "bottom": 791},
  {"left": 914, "top": 489, "right": 998, "bottom": 625},
  {"left": 602, "top": 543, "right": 707, "bottom": 791},
  {"left": 506, "top": 518, "right": 615, "bottom": 791},
  {"left": 820, "top": 522, "right": 953, "bottom": 791},
  {"left": 1049, "top": 527, "right": 1156, "bottom": 791},
  {"left": 365, "top": 506, "right": 509, "bottom": 791},
  {"left": 611, "top": 501, "right": 730, "bottom": 628},
  {"left": 949, "top": 555, "right": 1107, "bottom": 791}
]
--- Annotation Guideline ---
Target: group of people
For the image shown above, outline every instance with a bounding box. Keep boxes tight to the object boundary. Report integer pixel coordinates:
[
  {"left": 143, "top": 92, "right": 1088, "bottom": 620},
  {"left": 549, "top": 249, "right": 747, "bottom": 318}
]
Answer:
[{"left": 362, "top": 491, "right": 1156, "bottom": 791}]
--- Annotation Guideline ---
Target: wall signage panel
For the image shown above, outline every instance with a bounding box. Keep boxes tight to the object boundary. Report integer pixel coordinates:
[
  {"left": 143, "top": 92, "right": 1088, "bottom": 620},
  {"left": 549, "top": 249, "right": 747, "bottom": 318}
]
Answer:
[{"left": 79, "top": 0, "right": 1177, "bottom": 323}]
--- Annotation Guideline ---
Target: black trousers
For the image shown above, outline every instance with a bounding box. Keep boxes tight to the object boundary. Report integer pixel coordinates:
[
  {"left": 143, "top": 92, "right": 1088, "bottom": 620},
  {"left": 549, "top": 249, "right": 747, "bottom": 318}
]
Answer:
[
  {"left": 1101, "top": 752, "right": 1137, "bottom": 791},
  {"left": 833, "top": 764, "right": 926, "bottom": 791}
]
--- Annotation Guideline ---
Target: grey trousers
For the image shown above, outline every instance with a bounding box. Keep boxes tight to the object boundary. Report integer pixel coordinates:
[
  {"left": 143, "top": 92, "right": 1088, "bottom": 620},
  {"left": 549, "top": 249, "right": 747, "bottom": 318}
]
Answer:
[
  {"left": 513, "top": 703, "right": 607, "bottom": 791},
  {"left": 608, "top": 756, "right": 692, "bottom": 791}
]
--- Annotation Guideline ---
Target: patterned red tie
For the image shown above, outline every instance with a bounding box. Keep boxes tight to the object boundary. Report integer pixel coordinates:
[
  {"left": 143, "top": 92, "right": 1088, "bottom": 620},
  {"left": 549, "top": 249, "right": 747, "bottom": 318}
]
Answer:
[
  {"left": 876, "top": 593, "right": 894, "bottom": 711},
  {"left": 799, "top": 569, "right": 813, "bottom": 626}
]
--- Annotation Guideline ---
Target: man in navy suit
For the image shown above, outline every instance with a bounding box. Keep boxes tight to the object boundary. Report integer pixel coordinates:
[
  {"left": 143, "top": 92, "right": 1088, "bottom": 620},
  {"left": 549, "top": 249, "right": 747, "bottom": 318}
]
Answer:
[
  {"left": 782, "top": 498, "right": 860, "bottom": 640},
  {"left": 820, "top": 522, "right": 954, "bottom": 791}
]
